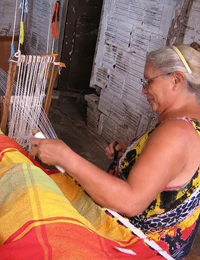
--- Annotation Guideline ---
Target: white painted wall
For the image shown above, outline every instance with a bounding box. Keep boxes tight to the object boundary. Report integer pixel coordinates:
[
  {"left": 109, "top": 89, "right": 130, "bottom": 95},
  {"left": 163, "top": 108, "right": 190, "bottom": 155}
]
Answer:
[
  {"left": 89, "top": 0, "right": 181, "bottom": 143},
  {"left": 0, "top": 0, "right": 20, "bottom": 36},
  {"left": 89, "top": 0, "right": 200, "bottom": 144},
  {"left": 0, "top": 0, "right": 67, "bottom": 56},
  {"left": 24, "top": 0, "right": 67, "bottom": 56}
]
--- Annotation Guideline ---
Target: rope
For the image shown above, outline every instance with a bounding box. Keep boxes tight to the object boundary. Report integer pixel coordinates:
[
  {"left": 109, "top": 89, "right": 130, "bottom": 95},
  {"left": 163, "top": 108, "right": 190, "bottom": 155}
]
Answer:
[
  {"left": 47, "top": 0, "right": 54, "bottom": 54},
  {"left": 18, "top": 0, "right": 26, "bottom": 51},
  {"left": 8, "top": 0, "right": 19, "bottom": 61}
]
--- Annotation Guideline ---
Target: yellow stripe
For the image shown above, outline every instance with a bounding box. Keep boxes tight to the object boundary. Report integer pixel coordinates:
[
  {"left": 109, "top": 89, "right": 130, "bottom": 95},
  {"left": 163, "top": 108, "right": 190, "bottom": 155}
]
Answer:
[{"left": 0, "top": 149, "right": 32, "bottom": 167}]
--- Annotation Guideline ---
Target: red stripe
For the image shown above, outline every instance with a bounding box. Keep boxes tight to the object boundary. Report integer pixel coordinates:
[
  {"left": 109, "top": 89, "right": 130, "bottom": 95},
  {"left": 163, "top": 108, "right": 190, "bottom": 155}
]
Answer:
[
  {"left": 5, "top": 216, "right": 91, "bottom": 243},
  {"left": 0, "top": 222, "right": 164, "bottom": 260}
]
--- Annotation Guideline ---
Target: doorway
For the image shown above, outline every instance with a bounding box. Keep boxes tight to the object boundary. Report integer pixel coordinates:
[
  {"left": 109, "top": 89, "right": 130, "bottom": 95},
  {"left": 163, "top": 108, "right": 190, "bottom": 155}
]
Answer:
[{"left": 58, "top": 0, "right": 103, "bottom": 93}]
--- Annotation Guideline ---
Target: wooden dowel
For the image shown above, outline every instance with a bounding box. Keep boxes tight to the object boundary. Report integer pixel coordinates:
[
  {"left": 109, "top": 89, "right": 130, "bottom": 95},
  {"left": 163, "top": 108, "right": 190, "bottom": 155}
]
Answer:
[
  {"left": 43, "top": 64, "right": 58, "bottom": 115},
  {"left": 1, "top": 62, "right": 17, "bottom": 133}
]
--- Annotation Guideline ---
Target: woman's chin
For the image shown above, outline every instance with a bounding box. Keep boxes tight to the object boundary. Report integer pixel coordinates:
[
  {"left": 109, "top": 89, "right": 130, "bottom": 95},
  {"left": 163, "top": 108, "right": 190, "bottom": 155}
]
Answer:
[{"left": 150, "top": 102, "right": 159, "bottom": 114}]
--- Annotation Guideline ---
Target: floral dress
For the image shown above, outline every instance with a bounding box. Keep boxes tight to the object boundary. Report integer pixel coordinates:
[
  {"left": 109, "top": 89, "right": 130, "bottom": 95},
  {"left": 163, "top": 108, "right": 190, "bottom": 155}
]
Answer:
[{"left": 111, "top": 117, "right": 200, "bottom": 259}]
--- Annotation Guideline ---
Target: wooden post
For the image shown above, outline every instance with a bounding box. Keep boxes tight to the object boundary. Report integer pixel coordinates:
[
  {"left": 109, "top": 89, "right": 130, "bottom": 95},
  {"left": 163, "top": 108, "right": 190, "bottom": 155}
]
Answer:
[
  {"left": 1, "top": 62, "right": 17, "bottom": 133},
  {"left": 167, "top": 0, "right": 193, "bottom": 45},
  {"left": 43, "top": 63, "right": 58, "bottom": 115}
]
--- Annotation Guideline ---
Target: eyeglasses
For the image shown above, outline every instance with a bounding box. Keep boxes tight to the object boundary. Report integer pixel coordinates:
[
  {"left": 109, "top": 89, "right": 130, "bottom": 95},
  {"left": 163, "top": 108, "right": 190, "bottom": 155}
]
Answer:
[{"left": 141, "top": 72, "right": 172, "bottom": 89}]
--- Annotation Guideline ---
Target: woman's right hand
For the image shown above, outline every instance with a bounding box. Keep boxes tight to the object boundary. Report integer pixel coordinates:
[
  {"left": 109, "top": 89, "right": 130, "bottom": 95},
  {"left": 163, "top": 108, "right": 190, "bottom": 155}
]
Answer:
[
  {"left": 105, "top": 141, "right": 127, "bottom": 160},
  {"left": 31, "top": 138, "right": 70, "bottom": 168}
]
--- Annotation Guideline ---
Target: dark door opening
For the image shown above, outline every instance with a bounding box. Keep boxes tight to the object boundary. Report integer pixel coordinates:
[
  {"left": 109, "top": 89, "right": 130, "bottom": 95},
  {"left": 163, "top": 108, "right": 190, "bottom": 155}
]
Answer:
[{"left": 58, "top": 0, "right": 103, "bottom": 94}]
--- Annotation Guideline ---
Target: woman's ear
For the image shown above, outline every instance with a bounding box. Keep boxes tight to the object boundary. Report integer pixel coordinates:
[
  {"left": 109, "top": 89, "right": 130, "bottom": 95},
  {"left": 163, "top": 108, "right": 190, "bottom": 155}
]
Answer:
[{"left": 172, "top": 72, "right": 185, "bottom": 91}]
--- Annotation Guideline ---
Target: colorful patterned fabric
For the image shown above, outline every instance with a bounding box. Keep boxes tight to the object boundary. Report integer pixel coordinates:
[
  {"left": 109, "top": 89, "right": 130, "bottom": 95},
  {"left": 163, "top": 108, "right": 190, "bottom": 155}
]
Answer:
[
  {"left": 114, "top": 117, "right": 200, "bottom": 259},
  {"left": 0, "top": 130, "right": 166, "bottom": 259}
]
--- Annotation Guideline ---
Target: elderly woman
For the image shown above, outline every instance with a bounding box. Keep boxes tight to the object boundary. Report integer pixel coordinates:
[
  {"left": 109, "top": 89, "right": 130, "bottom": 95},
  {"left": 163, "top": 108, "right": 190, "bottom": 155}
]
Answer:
[{"left": 32, "top": 43, "right": 200, "bottom": 259}]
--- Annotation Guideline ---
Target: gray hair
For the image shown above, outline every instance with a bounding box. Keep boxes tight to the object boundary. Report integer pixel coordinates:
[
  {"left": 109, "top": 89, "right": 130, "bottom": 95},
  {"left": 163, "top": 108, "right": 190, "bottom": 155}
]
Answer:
[{"left": 146, "top": 43, "right": 200, "bottom": 92}]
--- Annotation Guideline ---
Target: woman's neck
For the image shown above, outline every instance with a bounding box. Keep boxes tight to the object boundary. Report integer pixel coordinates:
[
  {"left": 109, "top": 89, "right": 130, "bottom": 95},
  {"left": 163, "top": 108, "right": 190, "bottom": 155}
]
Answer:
[{"left": 158, "top": 95, "right": 200, "bottom": 122}]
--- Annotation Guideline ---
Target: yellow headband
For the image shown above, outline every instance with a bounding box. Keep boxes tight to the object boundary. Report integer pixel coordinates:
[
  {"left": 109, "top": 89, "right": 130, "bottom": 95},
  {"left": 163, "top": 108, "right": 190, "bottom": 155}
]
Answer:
[{"left": 171, "top": 45, "right": 192, "bottom": 74}]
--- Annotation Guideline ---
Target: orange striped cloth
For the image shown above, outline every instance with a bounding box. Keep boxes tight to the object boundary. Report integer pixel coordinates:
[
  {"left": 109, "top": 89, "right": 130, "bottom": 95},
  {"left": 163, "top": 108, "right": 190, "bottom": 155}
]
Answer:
[{"left": 0, "top": 131, "right": 165, "bottom": 259}]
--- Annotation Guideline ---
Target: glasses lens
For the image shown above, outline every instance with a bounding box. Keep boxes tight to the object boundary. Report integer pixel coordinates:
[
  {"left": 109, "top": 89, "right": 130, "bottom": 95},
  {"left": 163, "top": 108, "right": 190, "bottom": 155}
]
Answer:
[{"left": 141, "top": 79, "right": 146, "bottom": 89}]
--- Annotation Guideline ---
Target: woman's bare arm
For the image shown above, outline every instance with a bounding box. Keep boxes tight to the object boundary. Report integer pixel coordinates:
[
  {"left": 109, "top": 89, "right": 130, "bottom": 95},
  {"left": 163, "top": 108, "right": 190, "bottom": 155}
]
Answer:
[{"left": 31, "top": 120, "right": 200, "bottom": 216}]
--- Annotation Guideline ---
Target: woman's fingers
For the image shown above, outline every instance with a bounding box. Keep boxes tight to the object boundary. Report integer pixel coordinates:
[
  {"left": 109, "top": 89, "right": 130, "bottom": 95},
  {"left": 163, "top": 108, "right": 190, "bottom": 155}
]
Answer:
[
  {"left": 30, "top": 138, "right": 45, "bottom": 157},
  {"left": 31, "top": 138, "right": 66, "bottom": 166},
  {"left": 105, "top": 141, "right": 127, "bottom": 160},
  {"left": 31, "top": 137, "right": 42, "bottom": 147},
  {"left": 105, "top": 141, "right": 118, "bottom": 159},
  {"left": 30, "top": 144, "right": 39, "bottom": 156}
]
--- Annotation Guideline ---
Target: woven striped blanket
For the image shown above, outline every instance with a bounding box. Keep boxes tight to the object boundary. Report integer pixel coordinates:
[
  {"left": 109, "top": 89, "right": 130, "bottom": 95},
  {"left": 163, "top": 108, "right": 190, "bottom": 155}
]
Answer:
[{"left": 0, "top": 131, "right": 165, "bottom": 259}]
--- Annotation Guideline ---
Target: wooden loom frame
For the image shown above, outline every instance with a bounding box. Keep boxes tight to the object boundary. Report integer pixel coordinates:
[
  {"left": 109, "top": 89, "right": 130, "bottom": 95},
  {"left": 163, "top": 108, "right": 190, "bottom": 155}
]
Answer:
[{"left": 0, "top": 57, "right": 59, "bottom": 134}]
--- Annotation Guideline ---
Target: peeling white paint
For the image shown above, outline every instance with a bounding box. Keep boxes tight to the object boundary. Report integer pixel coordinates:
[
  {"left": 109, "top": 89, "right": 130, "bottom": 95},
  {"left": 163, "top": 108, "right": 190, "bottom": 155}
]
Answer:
[
  {"left": 24, "top": 0, "right": 65, "bottom": 55},
  {"left": 0, "top": 0, "right": 20, "bottom": 36},
  {"left": 89, "top": 0, "right": 182, "bottom": 143}
]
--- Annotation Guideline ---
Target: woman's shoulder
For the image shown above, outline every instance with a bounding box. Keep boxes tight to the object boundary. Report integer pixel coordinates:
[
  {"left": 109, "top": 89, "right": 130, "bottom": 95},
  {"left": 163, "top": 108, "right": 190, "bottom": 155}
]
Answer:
[
  {"left": 146, "top": 117, "right": 200, "bottom": 156},
  {"left": 157, "top": 116, "right": 200, "bottom": 135}
]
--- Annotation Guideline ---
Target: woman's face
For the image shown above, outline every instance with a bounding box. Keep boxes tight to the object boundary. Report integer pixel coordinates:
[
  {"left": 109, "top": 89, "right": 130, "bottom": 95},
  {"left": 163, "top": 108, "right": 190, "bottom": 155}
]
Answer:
[{"left": 142, "top": 63, "right": 173, "bottom": 115}]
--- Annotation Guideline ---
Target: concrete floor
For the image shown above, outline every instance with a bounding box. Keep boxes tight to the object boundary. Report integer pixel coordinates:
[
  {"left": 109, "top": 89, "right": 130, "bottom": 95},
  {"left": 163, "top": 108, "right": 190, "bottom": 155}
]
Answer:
[
  {"left": 49, "top": 94, "right": 200, "bottom": 260},
  {"left": 49, "top": 95, "right": 110, "bottom": 171}
]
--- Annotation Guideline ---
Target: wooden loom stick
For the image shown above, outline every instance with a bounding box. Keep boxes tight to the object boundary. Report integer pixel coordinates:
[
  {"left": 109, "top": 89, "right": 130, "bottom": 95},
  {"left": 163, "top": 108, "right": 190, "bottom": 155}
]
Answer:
[
  {"left": 43, "top": 62, "right": 58, "bottom": 115},
  {"left": 1, "top": 62, "right": 17, "bottom": 133}
]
